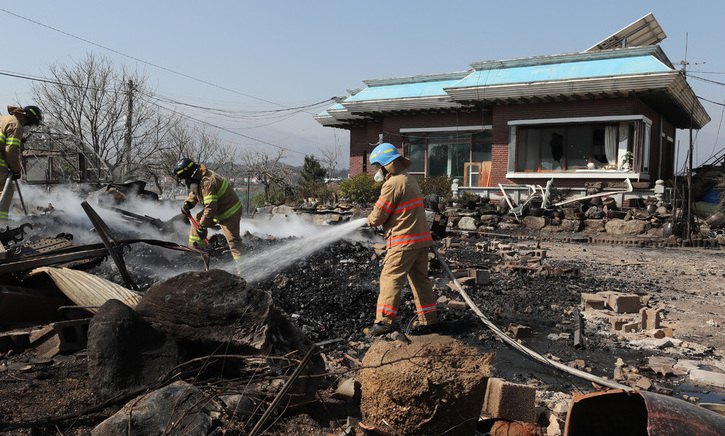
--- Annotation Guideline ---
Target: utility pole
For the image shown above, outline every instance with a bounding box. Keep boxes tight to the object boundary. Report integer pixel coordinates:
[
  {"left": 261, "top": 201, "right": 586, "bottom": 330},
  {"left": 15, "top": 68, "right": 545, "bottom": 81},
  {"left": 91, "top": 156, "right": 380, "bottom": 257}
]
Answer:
[
  {"left": 683, "top": 33, "right": 694, "bottom": 240},
  {"left": 123, "top": 79, "right": 134, "bottom": 182}
]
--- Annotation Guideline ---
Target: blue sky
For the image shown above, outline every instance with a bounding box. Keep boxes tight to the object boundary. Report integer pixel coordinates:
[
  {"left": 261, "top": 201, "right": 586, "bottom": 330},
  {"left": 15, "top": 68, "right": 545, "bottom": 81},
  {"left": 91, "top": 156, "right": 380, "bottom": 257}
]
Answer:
[{"left": 1, "top": 1, "right": 724, "bottom": 168}]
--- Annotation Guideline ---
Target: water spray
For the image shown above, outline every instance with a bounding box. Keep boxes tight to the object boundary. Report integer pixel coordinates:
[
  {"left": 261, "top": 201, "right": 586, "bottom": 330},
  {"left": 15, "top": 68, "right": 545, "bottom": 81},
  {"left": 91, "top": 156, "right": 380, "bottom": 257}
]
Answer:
[{"left": 239, "top": 218, "right": 368, "bottom": 283}]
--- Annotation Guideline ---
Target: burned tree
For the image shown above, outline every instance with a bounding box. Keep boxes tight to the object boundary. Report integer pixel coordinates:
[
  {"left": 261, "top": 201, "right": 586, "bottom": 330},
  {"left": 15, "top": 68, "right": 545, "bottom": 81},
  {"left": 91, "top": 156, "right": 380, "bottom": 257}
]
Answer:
[
  {"left": 240, "top": 148, "right": 294, "bottom": 204},
  {"left": 32, "top": 54, "right": 176, "bottom": 183}
]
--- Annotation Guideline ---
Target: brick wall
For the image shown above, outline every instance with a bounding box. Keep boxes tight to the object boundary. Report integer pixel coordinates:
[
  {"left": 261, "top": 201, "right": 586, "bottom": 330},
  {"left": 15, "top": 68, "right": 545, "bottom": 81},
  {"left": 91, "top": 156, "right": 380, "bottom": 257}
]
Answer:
[{"left": 346, "top": 97, "right": 678, "bottom": 186}]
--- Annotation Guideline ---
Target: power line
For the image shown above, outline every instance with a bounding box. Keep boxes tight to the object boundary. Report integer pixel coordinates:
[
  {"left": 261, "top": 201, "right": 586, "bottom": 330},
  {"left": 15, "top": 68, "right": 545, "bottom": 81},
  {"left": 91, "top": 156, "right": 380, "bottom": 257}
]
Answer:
[
  {"left": 0, "top": 67, "right": 305, "bottom": 155},
  {"left": 689, "top": 75, "right": 725, "bottom": 87},
  {"left": 698, "top": 95, "right": 725, "bottom": 107},
  {"left": 0, "top": 7, "right": 295, "bottom": 108}
]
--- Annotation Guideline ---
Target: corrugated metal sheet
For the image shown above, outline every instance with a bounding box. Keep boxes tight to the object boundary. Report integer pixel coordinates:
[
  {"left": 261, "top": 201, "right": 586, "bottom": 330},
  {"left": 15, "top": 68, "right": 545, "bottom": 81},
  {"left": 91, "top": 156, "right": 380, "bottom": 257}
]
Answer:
[{"left": 29, "top": 267, "right": 142, "bottom": 311}]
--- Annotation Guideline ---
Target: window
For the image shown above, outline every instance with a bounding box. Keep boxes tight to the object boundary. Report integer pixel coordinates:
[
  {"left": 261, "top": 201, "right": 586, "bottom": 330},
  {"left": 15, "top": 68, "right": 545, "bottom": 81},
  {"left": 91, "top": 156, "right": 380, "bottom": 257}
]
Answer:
[
  {"left": 514, "top": 122, "right": 643, "bottom": 172},
  {"left": 402, "top": 130, "right": 492, "bottom": 184}
]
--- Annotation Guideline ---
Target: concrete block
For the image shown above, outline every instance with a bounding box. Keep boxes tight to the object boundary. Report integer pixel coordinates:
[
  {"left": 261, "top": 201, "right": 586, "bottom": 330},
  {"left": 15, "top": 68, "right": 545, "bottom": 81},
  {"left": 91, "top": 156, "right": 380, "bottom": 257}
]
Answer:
[
  {"left": 623, "top": 321, "right": 640, "bottom": 333},
  {"left": 610, "top": 316, "right": 633, "bottom": 332},
  {"left": 507, "top": 323, "right": 532, "bottom": 339},
  {"left": 640, "top": 308, "right": 662, "bottom": 330},
  {"left": 600, "top": 292, "right": 642, "bottom": 313},
  {"left": 32, "top": 318, "right": 91, "bottom": 358},
  {"left": 689, "top": 369, "right": 725, "bottom": 388},
  {"left": 482, "top": 377, "right": 537, "bottom": 423},
  {"left": 581, "top": 293, "right": 606, "bottom": 310},
  {"left": 468, "top": 268, "right": 490, "bottom": 285},
  {"left": 0, "top": 331, "right": 30, "bottom": 353}
]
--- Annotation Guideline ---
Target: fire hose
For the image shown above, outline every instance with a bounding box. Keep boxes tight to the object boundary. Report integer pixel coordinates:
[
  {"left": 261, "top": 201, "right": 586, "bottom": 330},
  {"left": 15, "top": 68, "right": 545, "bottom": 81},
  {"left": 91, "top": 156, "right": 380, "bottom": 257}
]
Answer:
[{"left": 432, "top": 246, "right": 630, "bottom": 391}]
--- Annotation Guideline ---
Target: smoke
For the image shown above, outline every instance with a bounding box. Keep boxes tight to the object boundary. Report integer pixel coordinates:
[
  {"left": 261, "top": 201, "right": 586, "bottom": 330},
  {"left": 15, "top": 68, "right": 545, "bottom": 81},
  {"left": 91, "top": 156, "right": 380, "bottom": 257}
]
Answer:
[
  {"left": 11, "top": 182, "right": 187, "bottom": 245},
  {"left": 239, "top": 218, "right": 368, "bottom": 283}
]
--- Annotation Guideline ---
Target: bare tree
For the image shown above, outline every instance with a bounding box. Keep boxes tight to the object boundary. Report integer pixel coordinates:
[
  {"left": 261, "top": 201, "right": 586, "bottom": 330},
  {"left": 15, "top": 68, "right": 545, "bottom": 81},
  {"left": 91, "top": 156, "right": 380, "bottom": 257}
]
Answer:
[
  {"left": 32, "top": 53, "right": 175, "bottom": 183},
  {"left": 240, "top": 148, "right": 294, "bottom": 204},
  {"left": 320, "top": 142, "right": 342, "bottom": 179}
]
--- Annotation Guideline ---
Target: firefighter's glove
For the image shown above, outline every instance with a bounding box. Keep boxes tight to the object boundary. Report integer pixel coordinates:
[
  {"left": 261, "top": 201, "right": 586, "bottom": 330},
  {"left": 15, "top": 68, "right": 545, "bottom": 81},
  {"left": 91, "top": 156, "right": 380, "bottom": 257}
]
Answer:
[
  {"left": 196, "top": 226, "right": 208, "bottom": 241},
  {"left": 11, "top": 171, "right": 21, "bottom": 180},
  {"left": 181, "top": 201, "right": 193, "bottom": 215}
]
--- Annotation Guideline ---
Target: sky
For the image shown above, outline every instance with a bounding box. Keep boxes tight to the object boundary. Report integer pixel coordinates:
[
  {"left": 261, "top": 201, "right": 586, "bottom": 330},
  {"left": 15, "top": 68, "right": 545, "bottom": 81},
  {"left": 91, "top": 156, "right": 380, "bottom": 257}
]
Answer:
[{"left": 0, "top": 1, "right": 724, "bottom": 170}]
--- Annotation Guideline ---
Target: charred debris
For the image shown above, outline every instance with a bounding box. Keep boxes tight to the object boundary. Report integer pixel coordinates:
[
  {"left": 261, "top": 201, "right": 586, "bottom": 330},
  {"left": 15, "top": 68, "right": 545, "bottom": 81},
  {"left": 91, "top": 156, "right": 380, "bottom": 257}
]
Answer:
[{"left": 0, "top": 182, "right": 724, "bottom": 435}]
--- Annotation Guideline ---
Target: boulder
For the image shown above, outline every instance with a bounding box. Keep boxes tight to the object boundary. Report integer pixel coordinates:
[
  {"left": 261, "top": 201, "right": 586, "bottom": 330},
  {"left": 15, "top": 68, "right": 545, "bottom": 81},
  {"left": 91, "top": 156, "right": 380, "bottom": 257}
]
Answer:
[
  {"left": 584, "top": 219, "right": 606, "bottom": 232},
  {"left": 498, "top": 222, "right": 521, "bottom": 231},
  {"left": 457, "top": 216, "right": 479, "bottom": 231},
  {"left": 135, "top": 270, "right": 324, "bottom": 404},
  {"left": 479, "top": 214, "right": 500, "bottom": 226},
  {"left": 87, "top": 299, "right": 179, "bottom": 400},
  {"left": 560, "top": 219, "right": 583, "bottom": 232},
  {"left": 605, "top": 219, "right": 648, "bottom": 236},
  {"left": 360, "top": 335, "right": 492, "bottom": 435},
  {"left": 91, "top": 381, "right": 220, "bottom": 435},
  {"left": 585, "top": 206, "right": 605, "bottom": 219},
  {"left": 272, "top": 205, "right": 296, "bottom": 216},
  {"left": 522, "top": 216, "right": 546, "bottom": 230}
]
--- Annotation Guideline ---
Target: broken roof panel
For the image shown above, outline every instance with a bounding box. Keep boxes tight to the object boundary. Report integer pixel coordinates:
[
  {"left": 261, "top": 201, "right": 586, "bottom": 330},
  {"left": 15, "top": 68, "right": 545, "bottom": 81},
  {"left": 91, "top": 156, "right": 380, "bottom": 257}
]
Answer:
[{"left": 586, "top": 12, "right": 666, "bottom": 52}]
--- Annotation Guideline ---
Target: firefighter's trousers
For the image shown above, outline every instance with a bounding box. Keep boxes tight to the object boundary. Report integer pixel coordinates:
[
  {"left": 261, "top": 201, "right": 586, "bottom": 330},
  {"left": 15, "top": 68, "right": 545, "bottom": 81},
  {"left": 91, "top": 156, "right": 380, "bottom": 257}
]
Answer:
[
  {"left": 375, "top": 247, "right": 438, "bottom": 326},
  {"left": 189, "top": 209, "right": 244, "bottom": 266}
]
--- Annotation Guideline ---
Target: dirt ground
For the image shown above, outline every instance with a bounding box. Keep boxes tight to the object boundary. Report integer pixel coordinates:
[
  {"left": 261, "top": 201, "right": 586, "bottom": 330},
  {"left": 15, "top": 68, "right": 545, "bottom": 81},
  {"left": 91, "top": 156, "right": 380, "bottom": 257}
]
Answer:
[{"left": 1, "top": 225, "right": 724, "bottom": 434}]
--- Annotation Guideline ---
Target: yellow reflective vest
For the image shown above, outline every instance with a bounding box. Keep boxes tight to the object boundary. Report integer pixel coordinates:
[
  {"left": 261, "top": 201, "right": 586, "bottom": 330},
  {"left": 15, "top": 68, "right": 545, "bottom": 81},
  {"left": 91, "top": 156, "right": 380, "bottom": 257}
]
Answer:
[
  {"left": 0, "top": 110, "right": 24, "bottom": 173},
  {"left": 185, "top": 165, "right": 242, "bottom": 227}
]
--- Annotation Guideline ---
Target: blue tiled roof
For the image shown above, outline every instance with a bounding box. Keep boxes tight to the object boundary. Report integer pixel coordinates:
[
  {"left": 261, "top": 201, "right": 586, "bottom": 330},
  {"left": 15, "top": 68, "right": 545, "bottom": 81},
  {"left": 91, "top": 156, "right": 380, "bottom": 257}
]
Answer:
[
  {"left": 345, "top": 78, "right": 462, "bottom": 102},
  {"left": 452, "top": 55, "right": 671, "bottom": 89}
]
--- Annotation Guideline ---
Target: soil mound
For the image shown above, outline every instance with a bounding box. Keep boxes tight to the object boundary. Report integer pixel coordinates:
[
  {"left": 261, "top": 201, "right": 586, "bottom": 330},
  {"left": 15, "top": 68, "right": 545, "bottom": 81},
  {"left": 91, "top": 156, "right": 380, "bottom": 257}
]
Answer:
[{"left": 360, "top": 334, "right": 492, "bottom": 435}]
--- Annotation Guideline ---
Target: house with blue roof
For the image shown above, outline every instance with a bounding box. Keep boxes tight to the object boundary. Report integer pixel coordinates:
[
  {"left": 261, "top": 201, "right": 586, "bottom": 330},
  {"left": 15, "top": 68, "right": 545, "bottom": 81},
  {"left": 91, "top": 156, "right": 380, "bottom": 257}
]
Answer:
[{"left": 316, "top": 14, "right": 709, "bottom": 199}]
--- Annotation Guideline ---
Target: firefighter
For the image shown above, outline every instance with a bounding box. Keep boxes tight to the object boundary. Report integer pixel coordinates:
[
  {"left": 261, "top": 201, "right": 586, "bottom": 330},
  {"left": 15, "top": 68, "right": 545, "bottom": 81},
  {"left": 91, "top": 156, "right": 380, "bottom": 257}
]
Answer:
[
  {"left": 0, "top": 105, "right": 42, "bottom": 222},
  {"left": 174, "top": 158, "right": 244, "bottom": 270},
  {"left": 365, "top": 143, "right": 438, "bottom": 336}
]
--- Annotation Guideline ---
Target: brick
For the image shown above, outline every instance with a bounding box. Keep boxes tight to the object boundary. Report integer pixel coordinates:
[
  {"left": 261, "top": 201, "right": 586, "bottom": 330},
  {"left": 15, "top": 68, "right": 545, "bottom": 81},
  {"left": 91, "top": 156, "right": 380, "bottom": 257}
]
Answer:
[
  {"left": 640, "top": 308, "right": 662, "bottom": 330},
  {"left": 507, "top": 323, "right": 532, "bottom": 339},
  {"left": 482, "top": 377, "right": 536, "bottom": 423},
  {"left": 581, "top": 293, "right": 606, "bottom": 310},
  {"left": 468, "top": 268, "right": 490, "bottom": 285}
]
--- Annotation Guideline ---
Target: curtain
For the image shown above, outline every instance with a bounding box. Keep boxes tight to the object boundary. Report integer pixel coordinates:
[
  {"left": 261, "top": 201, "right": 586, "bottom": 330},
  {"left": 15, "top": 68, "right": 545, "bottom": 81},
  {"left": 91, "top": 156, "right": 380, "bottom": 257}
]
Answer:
[{"left": 605, "top": 126, "right": 618, "bottom": 166}]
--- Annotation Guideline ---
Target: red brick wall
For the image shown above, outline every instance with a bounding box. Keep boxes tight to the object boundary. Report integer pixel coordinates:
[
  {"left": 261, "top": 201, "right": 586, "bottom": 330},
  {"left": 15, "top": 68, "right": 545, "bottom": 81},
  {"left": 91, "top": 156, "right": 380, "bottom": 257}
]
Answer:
[{"left": 347, "top": 97, "right": 678, "bottom": 186}]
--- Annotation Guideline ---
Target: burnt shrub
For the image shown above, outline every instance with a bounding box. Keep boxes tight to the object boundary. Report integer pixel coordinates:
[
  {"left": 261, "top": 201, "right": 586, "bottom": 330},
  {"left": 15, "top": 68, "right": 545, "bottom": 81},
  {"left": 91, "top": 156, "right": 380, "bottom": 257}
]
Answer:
[
  {"left": 339, "top": 173, "right": 381, "bottom": 204},
  {"left": 419, "top": 176, "right": 452, "bottom": 198}
]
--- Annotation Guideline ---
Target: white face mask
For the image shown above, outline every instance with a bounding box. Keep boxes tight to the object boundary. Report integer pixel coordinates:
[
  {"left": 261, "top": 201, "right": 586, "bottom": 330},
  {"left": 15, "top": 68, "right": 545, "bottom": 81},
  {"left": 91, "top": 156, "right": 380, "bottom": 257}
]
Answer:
[{"left": 373, "top": 169, "right": 385, "bottom": 182}]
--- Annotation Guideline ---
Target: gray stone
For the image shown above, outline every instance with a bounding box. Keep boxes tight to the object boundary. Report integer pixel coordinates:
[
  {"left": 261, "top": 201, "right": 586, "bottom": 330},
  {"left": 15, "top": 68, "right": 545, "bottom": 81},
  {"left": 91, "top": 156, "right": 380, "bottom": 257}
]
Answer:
[
  {"left": 457, "top": 216, "right": 479, "bottom": 230},
  {"left": 522, "top": 216, "right": 546, "bottom": 230},
  {"left": 92, "top": 381, "right": 220, "bottom": 436},
  {"left": 584, "top": 219, "right": 606, "bottom": 232},
  {"left": 560, "top": 219, "right": 583, "bottom": 232},
  {"left": 605, "top": 219, "right": 648, "bottom": 235},
  {"left": 272, "top": 205, "right": 295, "bottom": 216},
  {"left": 585, "top": 206, "right": 605, "bottom": 219},
  {"left": 689, "top": 369, "right": 725, "bottom": 388},
  {"left": 87, "top": 299, "right": 179, "bottom": 400},
  {"left": 498, "top": 222, "right": 521, "bottom": 231},
  {"left": 479, "top": 214, "right": 499, "bottom": 225}
]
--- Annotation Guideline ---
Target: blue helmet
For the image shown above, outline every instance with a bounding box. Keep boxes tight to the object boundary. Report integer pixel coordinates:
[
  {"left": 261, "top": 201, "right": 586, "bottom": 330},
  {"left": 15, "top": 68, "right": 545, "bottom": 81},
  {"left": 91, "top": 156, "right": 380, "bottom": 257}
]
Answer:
[{"left": 369, "top": 143, "right": 401, "bottom": 167}]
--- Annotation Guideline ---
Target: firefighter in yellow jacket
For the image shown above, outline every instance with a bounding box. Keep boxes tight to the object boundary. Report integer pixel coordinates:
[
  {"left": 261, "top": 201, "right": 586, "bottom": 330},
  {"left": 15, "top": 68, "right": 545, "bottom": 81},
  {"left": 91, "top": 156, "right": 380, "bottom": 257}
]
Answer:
[
  {"left": 365, "top": 143, "right": 438, "bottom": 336},
  {"left": 174, "top": 158, "right": 244, "bottom": 270},
  {"left": 0, "top": 105, "right": 42, "bottom": 222}
]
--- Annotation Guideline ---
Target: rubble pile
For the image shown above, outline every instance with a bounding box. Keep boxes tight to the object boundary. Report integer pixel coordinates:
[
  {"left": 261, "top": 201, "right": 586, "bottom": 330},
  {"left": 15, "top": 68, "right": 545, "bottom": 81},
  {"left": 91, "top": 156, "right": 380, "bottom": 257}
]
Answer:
[{"left": 445, "top": 194, "right": 725, "bottom": 248}]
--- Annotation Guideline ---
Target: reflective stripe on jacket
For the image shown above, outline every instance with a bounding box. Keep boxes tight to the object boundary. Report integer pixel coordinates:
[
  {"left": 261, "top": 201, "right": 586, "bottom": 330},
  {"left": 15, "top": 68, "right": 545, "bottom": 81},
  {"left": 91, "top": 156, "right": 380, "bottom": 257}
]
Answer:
[
  {"left": 0, "top": 114, "right": 23, "bottom": 173},
  {"left": 185, "top": 166, "right": 242, "bottom": 227},
  {"left": 367, "top": 169, "right": 433, "bottom": 252}
]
